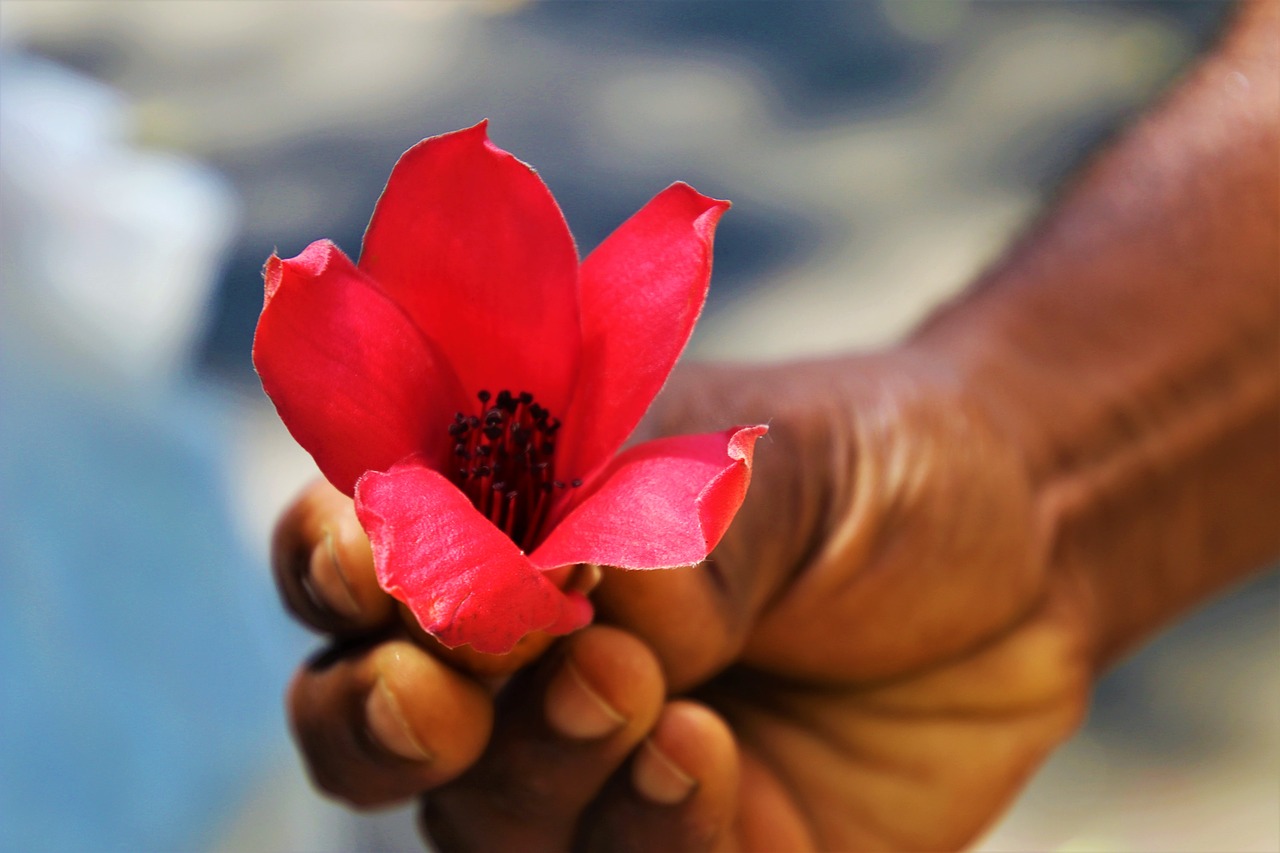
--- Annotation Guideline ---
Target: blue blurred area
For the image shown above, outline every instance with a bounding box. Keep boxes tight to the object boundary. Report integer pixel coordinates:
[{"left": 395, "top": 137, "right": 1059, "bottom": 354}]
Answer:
[
  {"left": 0, "top": 352, "right": 301, "bottom": 852},
  {"left": 0, "top": 51, "right": 305, "bottom": 852}
]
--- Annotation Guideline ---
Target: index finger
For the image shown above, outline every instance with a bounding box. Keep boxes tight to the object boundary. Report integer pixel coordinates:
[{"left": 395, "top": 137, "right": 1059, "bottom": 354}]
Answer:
[{"left": 272, "top": 479, "right": 395, "bottom": 634}]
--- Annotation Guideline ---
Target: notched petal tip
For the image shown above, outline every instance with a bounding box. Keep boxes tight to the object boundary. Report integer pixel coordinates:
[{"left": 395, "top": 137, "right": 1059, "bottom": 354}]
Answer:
[
  {"left": 262, "top": 239, "right": 346, "bottom": 306},
  {"left": 262, "top": 253, "right": 282, "bottom": 303},
  {"left": 668, "top": 180, "right": 732, "bottom": 210},
  {"left": 696, "top": 424, "right": 768, "bottom": 554},
  {"left": 727, "top": 424, "right": 768, "bottom": 463},
  {"left": 664, "top": 181, "right": 732, "bottom": 236}
]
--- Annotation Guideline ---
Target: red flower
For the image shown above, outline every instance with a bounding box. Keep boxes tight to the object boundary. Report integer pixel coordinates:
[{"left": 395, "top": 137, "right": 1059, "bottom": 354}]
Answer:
[{"left": 253, "top": 122, "right": 766, "bottom": 654}]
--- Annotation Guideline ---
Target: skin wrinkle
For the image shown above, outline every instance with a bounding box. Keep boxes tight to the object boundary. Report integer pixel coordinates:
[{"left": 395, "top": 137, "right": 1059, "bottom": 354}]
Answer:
[
  {"left": 1042, "top": 361, "right": 1279, "bottom": 666},
  {"left": 747, "top": 356, "right": 1049, "bottom": 683},
  {"left": 724, "top": 713, "right": 846, "bottom": 853},
  {"left": 716, "top": 382, "right": 839, "bottom": 631}
]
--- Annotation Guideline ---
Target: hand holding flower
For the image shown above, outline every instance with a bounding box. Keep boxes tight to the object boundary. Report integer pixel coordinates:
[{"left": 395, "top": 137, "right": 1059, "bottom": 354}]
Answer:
[{"left": 276, "top": 353, "right": 1094, "bottom": 851}]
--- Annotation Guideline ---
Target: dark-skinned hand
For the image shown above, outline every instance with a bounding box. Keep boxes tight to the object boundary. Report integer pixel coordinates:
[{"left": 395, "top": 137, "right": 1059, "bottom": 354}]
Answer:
[{"left": 274, "top": 353, "right": 1093, "bottom": 852}]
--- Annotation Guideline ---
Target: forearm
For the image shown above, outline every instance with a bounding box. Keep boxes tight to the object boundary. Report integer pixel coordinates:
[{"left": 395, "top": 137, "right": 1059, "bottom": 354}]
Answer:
[{"left": 907, "top": 1, "right": 1280, "bottom": 668}]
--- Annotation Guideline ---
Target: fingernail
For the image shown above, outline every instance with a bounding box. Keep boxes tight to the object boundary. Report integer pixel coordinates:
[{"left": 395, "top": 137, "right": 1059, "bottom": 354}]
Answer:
[
  {"left": 544, "top": 660, "right": 627, "bottom": 740},
  {"left": 365, "top": 677, "right": 433, "bottom": 762},
  {"left": 567, "top": 563, "right": 603, "bottom": 594},
  {"left": 308, "top": 528, "right": 362, "bottom": 620},
  {"left": 633, "top": 739, "right": 697, "bottom": 805}
]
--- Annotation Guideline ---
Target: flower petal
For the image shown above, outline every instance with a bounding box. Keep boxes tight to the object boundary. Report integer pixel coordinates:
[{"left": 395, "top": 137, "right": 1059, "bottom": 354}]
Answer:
[
  {"left": 359, "top": 121, "right": 581, "bottom": 416},
  {"left": 560, "top": 183, "right": 730, "bottom": 481},
  {"left": 253, "top": 240, "right": 465, "bottom": 496},
  {"left": 356, "top": 460, "right": 593, "bottom": 654},
  {"left": 531, "top": 425, "right": 767, "bottom": 571}
]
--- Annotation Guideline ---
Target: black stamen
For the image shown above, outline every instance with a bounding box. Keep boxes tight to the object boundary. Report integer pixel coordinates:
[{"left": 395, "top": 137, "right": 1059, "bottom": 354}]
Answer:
[{"left": 444, "top": 388, "right": 571, "bottom": 552}]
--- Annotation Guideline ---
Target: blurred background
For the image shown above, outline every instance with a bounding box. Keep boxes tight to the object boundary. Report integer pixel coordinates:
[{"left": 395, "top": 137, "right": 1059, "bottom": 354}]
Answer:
[{"left": 1, "top": 1, "right": 1275, "bottom": 851}]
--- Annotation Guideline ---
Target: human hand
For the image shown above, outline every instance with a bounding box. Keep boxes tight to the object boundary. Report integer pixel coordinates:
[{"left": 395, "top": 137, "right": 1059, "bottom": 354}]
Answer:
[{"left": 274, "top": 352, "right": 1094, "bottom": 851}]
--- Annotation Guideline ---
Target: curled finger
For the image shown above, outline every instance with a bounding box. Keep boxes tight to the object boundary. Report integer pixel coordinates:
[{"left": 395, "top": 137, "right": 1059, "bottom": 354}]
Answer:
[
  {"left": 273, "top": 479, "right": 393, "bottom": 634},
  {"left": 581, "top": 700, "right": 741, "bottom": 853},
  {"left": 289, "top": 638, "right": 493, "bottom": 808}
]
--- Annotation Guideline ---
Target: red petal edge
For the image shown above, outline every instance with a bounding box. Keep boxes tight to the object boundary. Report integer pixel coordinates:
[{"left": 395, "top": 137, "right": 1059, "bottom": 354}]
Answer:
[
  {"left": 561, "top": 183, "right": 730, "bottom": 482},
  {"left": 356, "top": 460, "right": 592, "bottom": 654},
  {"left": 359, "top": 120, "right": 582, "bottom": 417},
  {"left": 253, "top": 240, "right": 465, "bottom": 495},
  {"left": 530, "top": 425, "right": 767, "bottom": 571}
]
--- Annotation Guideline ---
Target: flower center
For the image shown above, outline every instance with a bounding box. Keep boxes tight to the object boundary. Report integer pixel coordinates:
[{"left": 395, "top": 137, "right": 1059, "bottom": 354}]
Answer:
[{"left": 448, "top": 389, "right": 581, "bottom": 551}]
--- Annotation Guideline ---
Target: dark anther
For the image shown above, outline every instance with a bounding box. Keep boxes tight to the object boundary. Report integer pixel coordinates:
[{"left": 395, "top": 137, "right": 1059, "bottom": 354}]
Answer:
[
  {"left": 445, "top": 387, "right": 569, "bottom": 552},
  {"left": 571, "top": 479, "right": 583, "bottom": 487}
]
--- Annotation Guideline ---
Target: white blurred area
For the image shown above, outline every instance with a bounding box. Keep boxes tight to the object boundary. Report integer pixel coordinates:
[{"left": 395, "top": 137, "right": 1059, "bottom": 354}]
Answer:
[
  {"left": 0, "top": 54, "right": 236, "bottom": 382},
  {"left": 1, "top": 1, "right": 1274, "bottom": 852}
]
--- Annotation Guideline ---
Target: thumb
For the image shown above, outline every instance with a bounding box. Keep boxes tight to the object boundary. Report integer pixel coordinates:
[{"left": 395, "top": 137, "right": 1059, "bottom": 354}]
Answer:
[{"left": 590, "top": 362, "right": 843, "bottom": 691}]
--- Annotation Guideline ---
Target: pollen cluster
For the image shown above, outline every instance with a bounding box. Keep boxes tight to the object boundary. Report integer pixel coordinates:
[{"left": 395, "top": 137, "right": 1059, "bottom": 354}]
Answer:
[{"left": 448, "top": 390, "right": 581, "bottom": 551}]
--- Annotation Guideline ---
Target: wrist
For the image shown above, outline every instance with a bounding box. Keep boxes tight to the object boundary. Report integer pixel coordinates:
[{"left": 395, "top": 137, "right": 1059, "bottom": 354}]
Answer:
[{"left": 904, "top": 299, "right": 1280, "bottom": 671}]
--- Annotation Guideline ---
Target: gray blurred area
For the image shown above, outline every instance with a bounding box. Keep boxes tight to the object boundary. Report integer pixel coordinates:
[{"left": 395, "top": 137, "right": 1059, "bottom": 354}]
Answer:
[{"left": 1, "top": 2, "right": 1274, "bottom": 851}]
